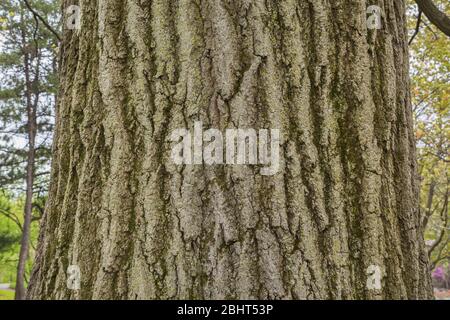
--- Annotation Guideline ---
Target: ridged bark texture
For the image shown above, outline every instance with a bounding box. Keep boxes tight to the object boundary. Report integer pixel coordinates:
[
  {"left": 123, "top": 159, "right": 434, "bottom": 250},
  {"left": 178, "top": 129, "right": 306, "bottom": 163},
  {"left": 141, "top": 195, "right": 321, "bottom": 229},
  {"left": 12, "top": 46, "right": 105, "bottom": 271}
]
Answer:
[{"left": 28, "top": 0, "right": 433, "bottom": 299}]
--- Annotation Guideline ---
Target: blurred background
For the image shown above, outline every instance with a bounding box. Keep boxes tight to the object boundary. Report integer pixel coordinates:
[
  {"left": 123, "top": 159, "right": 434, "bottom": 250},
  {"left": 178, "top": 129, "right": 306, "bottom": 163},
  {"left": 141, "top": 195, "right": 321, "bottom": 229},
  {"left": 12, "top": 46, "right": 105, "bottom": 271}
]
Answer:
[{"left": 0, "top": 0, "right": 448, "bottom": 300}]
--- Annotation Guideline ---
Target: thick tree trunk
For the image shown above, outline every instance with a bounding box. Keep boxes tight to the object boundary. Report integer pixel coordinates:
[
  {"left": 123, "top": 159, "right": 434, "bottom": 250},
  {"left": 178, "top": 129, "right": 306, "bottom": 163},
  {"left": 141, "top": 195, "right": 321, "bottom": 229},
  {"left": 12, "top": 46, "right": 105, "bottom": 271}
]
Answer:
[{"left": 28, "top": 0, "right": 432, "bottom": 299}]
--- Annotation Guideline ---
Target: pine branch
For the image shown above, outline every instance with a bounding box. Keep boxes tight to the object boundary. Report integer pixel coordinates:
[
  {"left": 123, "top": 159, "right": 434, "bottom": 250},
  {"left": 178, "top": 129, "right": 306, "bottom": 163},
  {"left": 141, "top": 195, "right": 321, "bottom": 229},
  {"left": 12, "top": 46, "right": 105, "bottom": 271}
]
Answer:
[{"left": 22, "top": 0, "right": 61, "bottom": 42}]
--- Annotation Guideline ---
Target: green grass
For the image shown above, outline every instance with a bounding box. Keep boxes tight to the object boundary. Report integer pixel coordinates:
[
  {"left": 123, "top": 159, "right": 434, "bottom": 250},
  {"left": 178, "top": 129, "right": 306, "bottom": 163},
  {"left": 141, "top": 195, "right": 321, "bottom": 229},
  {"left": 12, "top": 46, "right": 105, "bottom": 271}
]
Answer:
[{"left": 0, "top": 289, "right": 14, "bottom": 300}]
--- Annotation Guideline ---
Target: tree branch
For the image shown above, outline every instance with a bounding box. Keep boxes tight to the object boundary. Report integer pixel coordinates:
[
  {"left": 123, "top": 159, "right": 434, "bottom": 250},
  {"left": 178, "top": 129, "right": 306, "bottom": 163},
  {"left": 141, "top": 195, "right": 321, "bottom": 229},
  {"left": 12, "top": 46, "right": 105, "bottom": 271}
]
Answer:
[
  {"left": 22, "top": 0, "right": 61, "bottom": 42},
  {"left": 0, "top": 208, "right": 23, "bottom": 231},
  {"left": 423, "top": 180, "right": 436, "bottom": 229},
  {"left": 415, "top": 0, "right": 450, "bottom": 37},
  {"left": 409, "top": 10, "right": 423, "bottom": 45},
  {"left": 428, "top": 189, "right": 448, "bottom": 258},
  {"left": 32, "top": 202, "right": 44, "bottom": 221}
]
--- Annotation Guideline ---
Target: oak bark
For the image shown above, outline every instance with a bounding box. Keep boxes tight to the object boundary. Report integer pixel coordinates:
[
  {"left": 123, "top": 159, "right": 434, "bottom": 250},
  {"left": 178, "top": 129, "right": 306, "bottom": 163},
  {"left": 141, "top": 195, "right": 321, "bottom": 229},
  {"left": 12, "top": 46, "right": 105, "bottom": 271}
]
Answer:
[{"left": 28, "top": 0, "right": 433, "bottom": 299}]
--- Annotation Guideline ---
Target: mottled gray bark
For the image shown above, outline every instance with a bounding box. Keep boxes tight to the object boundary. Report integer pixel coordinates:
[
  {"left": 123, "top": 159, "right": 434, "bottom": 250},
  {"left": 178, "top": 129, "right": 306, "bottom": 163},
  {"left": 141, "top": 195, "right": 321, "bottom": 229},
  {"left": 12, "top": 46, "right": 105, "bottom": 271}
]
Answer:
[{"left": 28, "top": 0, "right": 433, "bottom": 300}]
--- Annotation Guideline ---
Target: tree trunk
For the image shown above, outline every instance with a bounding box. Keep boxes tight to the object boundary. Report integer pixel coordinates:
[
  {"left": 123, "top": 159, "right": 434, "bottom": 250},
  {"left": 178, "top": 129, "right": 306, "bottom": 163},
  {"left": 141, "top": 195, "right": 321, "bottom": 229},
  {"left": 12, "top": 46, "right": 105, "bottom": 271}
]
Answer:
[
  {"left": 28, "top": 0, "right": 433, "bottom": 299},
  {"left": 16, "top": 30, "right": 38, "bottom": 300}
]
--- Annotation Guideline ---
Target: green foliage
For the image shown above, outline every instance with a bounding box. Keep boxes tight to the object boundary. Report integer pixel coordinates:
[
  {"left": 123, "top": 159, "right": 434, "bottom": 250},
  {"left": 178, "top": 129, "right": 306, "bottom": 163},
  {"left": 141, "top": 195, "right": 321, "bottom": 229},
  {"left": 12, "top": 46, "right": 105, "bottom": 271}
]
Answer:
[
  {"left": 408, "top": 0, "right": 450, "bottom": 275},
  {"left": 0, "top": 289, "right": 14, "bottom": 300},
  {"left": 0, "top": 233, "right": 19, "bottom": 253},
  {"left": 0, "top": 191, "right": 39, "bottom": 286}
]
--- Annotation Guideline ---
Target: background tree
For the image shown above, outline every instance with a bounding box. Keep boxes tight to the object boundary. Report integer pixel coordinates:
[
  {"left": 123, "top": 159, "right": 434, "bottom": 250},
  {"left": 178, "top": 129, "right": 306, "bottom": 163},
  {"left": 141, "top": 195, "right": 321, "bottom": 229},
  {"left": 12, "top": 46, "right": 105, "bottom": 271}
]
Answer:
[{"left": 0, "top": 0, "right": 58, "bottom": 299}]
